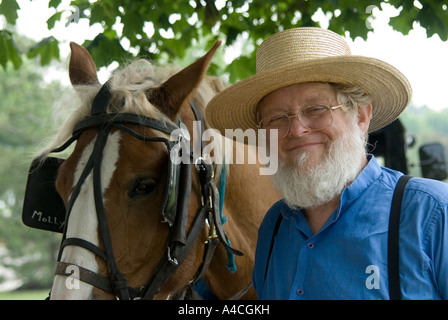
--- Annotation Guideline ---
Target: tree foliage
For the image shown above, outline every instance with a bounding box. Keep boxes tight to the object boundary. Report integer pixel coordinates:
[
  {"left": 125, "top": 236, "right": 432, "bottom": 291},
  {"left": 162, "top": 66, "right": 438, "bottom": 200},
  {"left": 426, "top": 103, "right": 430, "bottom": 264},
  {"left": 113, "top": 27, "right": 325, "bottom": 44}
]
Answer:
[
  {"left": 0, "top": 56, "right": 63, "bottom": 289},
  {"left": 1, "top": 0, "right": 448, "bottom": 81}
]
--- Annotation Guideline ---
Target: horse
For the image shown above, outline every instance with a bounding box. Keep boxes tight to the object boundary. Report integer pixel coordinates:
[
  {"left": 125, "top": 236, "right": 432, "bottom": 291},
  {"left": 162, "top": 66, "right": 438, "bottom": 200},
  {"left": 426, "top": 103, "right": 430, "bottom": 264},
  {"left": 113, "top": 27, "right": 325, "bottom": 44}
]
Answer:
[{"left": 38, "top": 41, "right": 280, "bottom": 299}]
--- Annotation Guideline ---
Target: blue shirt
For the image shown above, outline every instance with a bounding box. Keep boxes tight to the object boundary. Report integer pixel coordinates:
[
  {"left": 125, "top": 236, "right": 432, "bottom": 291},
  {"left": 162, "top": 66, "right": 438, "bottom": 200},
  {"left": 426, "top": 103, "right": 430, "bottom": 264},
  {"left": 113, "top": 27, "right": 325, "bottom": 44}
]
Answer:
[{"left": 253, "top": 156, "right": 448, "bottom": 299}]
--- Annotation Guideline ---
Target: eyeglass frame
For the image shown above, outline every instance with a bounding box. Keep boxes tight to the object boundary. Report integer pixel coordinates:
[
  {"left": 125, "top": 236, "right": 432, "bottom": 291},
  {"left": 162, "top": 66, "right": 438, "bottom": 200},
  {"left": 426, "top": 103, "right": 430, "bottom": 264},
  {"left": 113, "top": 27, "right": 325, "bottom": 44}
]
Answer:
[{"left": 257, "top": 104, "right": 345, "bottom": 139}]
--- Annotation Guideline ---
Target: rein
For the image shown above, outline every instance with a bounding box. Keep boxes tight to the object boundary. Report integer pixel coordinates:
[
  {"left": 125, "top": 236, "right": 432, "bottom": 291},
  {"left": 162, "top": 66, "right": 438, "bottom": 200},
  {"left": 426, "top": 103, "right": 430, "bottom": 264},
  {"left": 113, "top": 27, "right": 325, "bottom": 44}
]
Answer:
[{"left": 50, "top": 81, "right": 242, "bottom": 299}]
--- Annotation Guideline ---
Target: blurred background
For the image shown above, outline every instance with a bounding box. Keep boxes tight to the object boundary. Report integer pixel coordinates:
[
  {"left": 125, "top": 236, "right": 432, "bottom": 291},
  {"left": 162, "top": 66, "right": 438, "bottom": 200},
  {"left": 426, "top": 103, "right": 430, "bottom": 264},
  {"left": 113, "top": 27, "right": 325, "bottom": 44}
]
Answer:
[{"left": 1, "top": 0, "right": 448, "bottom": 299}]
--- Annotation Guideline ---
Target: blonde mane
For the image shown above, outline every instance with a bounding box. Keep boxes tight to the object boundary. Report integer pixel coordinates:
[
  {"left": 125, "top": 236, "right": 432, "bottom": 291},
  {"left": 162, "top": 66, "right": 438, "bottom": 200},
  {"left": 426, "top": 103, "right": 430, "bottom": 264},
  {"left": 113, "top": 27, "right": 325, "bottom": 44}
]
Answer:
[{"left": 38, "top": 59, "right": 227, "bottom": 160}]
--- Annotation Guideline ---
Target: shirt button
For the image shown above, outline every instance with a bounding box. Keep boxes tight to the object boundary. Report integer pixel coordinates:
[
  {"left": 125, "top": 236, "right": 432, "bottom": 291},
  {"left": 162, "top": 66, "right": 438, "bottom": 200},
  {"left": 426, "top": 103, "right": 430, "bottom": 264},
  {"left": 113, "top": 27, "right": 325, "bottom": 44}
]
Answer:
[
  {"left": 297, "top": 289, "right": 304, "bottom": 296},
  {"left": 307, "top": 242, "right": 314, "bottom": 249}
]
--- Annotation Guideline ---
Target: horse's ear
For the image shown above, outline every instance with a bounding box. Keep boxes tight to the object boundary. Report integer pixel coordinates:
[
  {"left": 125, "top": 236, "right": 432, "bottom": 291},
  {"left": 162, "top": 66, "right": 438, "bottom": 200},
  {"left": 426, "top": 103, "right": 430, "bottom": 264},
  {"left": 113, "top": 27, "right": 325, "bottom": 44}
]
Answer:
[
  {"left": 147, "top": 41, "right": 221, "bottom": 119},
  {"left": 69, "top": 42, "right": 99, "bottom": 86}
]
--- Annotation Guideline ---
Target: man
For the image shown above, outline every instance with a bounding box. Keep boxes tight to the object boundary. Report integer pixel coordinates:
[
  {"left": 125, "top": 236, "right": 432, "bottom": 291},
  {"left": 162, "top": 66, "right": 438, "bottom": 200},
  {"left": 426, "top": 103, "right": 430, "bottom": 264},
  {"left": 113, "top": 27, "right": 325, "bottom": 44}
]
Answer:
[{"left": 206, "top": 27, "right": 448, "bottom": 299}]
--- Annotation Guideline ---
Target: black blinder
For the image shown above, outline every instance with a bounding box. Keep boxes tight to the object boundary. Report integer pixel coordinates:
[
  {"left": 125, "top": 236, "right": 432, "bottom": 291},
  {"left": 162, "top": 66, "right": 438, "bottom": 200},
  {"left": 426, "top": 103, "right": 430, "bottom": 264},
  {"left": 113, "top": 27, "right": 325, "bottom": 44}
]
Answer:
[
  {"left": 22, "top": 157, "right": 66, "bottom": 233},
  {"left": 160, "top": 150, "right": 181, "bottom": 227},
  {"left": 160, "top": 121, "right": 191, "bottom": 228}
]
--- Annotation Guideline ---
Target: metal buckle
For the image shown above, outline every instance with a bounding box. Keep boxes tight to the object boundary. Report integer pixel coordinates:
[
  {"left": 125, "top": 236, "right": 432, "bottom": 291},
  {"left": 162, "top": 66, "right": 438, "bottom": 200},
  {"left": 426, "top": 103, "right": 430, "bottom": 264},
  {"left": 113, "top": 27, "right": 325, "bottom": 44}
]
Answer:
[{"left": 167, "top": 246, "right": 179, "bottom": 266}]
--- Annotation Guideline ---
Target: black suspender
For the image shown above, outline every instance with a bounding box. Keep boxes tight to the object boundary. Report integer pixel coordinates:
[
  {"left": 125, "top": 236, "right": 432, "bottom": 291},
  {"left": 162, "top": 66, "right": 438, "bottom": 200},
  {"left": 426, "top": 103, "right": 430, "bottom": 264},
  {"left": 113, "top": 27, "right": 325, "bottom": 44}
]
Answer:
[
  {"left": 388, "top": 174, "right": 412, "bottom": 300},
  {"left": 263, "top": 175, "right": 412, "bottom": 300},
  {"left": 263, "top": 213, "right": 283, "bottom": 283}
]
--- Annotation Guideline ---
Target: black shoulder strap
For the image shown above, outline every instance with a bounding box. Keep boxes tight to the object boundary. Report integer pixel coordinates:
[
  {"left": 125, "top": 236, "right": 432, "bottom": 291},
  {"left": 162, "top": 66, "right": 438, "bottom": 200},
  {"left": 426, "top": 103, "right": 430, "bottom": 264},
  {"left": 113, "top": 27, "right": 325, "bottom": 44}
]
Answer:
[
  {"left": 388, "top": 175, "right": 412, "bottom": 300},
  {"left": 264, "top": 213, "right": 284, "bottom": 283}
]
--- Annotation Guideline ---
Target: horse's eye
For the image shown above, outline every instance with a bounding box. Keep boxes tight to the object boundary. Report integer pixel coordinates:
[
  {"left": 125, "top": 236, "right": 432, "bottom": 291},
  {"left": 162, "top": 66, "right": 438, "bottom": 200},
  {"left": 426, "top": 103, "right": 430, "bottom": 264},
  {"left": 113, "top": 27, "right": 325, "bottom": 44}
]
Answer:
[{"left": 129, "top": 178, "right": 157, "bottom": 198}]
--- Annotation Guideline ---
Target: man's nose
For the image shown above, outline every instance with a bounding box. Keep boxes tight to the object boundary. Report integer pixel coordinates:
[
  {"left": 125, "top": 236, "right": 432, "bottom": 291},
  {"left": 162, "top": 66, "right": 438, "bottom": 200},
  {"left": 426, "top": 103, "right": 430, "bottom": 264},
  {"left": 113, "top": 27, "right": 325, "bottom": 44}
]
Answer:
[{"left": 288, "top": 117, "right": 311, "bottom": 137}]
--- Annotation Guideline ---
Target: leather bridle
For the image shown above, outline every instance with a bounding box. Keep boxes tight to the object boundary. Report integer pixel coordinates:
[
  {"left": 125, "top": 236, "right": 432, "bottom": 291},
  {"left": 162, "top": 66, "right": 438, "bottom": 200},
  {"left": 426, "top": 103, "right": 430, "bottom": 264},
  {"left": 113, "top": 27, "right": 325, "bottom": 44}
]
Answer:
[{"left": 50, "top": 81, "right": 242, "bottom": 299}]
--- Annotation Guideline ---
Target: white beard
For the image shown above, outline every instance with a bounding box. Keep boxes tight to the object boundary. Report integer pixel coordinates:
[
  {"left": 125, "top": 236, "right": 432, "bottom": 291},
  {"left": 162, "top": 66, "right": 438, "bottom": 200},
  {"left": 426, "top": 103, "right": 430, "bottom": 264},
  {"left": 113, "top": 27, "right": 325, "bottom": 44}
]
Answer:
[{"left": 272, "top": 118, "right": 367, "bottom": 209}]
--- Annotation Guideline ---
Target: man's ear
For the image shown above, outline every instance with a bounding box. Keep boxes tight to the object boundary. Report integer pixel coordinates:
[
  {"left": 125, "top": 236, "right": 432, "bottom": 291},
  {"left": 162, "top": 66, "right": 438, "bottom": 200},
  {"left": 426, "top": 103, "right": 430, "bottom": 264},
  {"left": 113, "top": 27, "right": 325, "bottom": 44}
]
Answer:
[{"left": 358, "top": 103, "right": 373, "bottom": 134}]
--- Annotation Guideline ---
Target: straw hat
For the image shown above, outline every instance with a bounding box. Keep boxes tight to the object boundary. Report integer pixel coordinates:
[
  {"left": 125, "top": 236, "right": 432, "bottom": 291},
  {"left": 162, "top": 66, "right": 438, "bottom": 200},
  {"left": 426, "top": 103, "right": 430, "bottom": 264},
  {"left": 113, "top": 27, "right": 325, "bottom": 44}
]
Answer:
[{"left": 206, "top": 27, "right": 412, "bottom": 135}]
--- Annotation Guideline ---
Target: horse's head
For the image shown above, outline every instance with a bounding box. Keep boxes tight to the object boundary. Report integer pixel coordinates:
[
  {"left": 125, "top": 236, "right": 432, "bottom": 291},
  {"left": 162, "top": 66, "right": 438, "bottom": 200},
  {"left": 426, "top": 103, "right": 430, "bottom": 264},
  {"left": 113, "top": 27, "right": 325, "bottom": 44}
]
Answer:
[{"left": 48, "top": 41, "right": 227, "bottom": 299}]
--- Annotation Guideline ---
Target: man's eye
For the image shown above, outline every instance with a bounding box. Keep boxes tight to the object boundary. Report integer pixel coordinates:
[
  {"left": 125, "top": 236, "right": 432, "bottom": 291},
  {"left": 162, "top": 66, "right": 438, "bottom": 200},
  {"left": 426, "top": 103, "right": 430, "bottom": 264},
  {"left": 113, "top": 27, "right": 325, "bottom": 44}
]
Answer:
[
  {"left": 269, "top": 115, "right": 288, "bottom": 125},
  {"left": 303, "top": 105, "right": 328, "bottom": 115}
]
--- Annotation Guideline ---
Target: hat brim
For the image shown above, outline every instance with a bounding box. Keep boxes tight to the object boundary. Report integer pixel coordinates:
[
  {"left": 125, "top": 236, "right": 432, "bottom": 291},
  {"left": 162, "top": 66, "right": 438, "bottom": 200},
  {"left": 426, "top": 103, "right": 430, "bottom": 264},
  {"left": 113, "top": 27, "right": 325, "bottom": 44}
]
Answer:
[{"left": 206, "top": 55, "right": 412, "bottom": 135}]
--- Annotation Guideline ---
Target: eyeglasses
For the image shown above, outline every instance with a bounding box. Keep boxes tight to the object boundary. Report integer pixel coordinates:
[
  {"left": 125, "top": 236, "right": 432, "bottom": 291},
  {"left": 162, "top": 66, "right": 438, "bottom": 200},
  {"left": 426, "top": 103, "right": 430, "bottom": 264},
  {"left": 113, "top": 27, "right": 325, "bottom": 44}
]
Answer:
[{"left": 258, "top": 104, "right": 344, "bottom": 139}]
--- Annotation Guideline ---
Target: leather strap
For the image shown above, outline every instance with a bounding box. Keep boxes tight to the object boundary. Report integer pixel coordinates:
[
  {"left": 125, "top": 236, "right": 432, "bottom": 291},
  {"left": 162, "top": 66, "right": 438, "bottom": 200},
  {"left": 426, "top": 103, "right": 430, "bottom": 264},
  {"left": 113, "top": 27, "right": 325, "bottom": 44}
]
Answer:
[
  {"left": 73, "top": 113, "right": 179, "bottom": 136},
  {"left": 91, "top": 125, "right": 131, "bottom": 300},
  {"left": 140, "top": 205, "right": 210, "bottom": 299},
  {"left": 55, "top": 261, "right": 112, "bottom": 294},
  {"left": 193, "top": 236, "right": 219, "bottom": 282},
  {"left": 91, "top": 81, "right": 111, "bottom": 115},
  {"left": 61, "top": 238, "right": 107, "bottom": 262}
]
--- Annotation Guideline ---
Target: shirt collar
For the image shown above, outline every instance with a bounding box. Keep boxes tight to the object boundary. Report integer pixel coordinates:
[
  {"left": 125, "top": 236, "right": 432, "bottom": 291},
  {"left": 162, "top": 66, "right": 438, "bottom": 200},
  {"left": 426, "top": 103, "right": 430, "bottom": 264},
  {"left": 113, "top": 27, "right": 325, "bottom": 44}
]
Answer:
[{"left": 339, "top": 154, "right": 381, "bottom": 203}]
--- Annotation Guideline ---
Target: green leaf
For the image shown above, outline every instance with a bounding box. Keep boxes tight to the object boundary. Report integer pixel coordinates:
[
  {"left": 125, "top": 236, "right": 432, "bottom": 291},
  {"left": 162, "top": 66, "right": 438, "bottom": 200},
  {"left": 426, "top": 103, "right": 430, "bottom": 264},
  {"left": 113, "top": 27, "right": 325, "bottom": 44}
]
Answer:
[
  {"left": 225, "top": 55, "right": 255, "bottom": 83},
  {"left": 389, "top": 5, "right": 419, "bottom": 35},
  {"left": 84, "top": 34, "right": 133, "bottom": 68},
  {"left": 0, "top": 30, "right": 22, "bottom": 69},
  {"left": 48, "top": 0, "right": 62, "bottom": 9},
  {"left": 416, "top": 2, "right": 448, "bottom": 40},
  {"left": 225, "top": 26, "right": 241, "bottom": 46},
  {"left": 89, "top": 1, "right": 117, "bottom": 27},
  {"left": 46, "top": 11, "right": 63, "bottom": 29},
  {"left": 121, "top": 7, "right": 144, "bottom": 40},
  {"left": 331, "top": 6, "right": 369, "bottom": 40},
  {"left": 27, "top": 36, "right": 60, "bottom": 66},
  {"left": 158, "top": 12, "right": 171, "bottom": 30},
  {"left": 0, "top": 0, "right": 20, "bottom": 25},
  {"left": 89, "top": 2, "right": 107, "bottom": 25}
]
